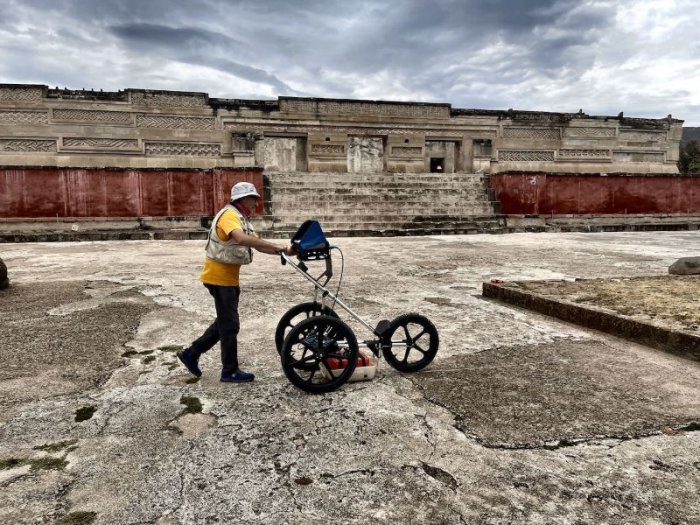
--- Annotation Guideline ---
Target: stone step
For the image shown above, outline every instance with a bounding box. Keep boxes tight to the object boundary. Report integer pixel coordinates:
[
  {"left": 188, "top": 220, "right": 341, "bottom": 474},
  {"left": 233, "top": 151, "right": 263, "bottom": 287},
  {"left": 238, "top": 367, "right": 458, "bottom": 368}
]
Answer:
[
  {"left": 266, "top": 171, "right": 489, "bottom": 180},
  {"left": 269, "top": 194, "right": 493, "bottom": 203},
  {"left": 269, "top": 181, "right": 486, "bottom": 191},
  {"left": 272, "top": 213, "right": 496, "bottom": 224},
  {"left": 270, "top": 211, "right": 502, "bottom": 220},
  {"left": 268, "top": 194, "right": 496, "bottom": 204},
  {"left": 271, "top": 218, "right": 506, "bottom": 232},
  {"left": 269, "top": 218, "right": 507, "bottom": 238},
  {"left": 269, "top": 199, "right": 496, "bottom": 209},
  {"left": 268, "top": 174, "right": 489, "bottom": 182},
  {"left": 269, "top": 200, "right": 494, "bottom": 211},
  {"left": 267, "top": 182, "right": 489, "bottom": 190},
  {"left": 271, "top": 202, "right": 495, "bottom": 218},
  {"left": 264, "top": 170, "right": 498, "bottom": 235},
  {"left": 270, "top": 209, "right": 498, "bottom": 218},
  {"left": 274, "top": 214, "right": 505, "bottom": 224},
  {"left": 269, "top": 189, "right": 489, "bottom": 198},
  {"left": 268, "top": 188, "right": 490, "bottom": 198}
]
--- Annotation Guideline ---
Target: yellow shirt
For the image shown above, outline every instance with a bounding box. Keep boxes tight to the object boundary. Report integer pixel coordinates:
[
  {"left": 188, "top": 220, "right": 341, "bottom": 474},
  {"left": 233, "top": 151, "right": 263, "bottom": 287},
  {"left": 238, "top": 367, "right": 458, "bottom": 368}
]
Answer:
[{"left": 200, "top": 209, "right": 253, "bottom": 286}]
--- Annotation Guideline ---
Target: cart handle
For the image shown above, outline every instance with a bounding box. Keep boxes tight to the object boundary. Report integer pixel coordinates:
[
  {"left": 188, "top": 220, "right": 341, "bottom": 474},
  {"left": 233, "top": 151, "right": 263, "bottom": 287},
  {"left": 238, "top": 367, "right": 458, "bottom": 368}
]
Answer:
[{"left": 280, "top": 251, "right": 324, "bottom": 280}]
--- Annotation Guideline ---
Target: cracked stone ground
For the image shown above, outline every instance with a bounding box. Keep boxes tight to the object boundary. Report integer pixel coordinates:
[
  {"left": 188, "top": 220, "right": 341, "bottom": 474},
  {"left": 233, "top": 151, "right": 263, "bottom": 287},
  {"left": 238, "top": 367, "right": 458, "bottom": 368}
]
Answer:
[{"left": 1, "top": 231, "right": 699, "bottom": 524}]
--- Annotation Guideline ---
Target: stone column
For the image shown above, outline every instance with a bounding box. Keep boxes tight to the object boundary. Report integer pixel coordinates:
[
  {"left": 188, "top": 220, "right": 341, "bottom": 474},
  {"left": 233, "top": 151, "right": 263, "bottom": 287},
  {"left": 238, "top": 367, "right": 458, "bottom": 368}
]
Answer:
[{"left": 460, "top": 138, "right": 474, "bottom": 173}]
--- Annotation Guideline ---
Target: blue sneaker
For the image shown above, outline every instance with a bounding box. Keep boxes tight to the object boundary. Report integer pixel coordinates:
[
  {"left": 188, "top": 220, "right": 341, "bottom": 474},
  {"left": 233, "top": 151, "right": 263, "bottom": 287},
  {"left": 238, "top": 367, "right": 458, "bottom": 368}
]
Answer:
[
  {"left": 177, "top": 348, "right": 202, "bottom": 377},
  {"left": 220, "top": 370, "right": 255, "bottom": 383}
]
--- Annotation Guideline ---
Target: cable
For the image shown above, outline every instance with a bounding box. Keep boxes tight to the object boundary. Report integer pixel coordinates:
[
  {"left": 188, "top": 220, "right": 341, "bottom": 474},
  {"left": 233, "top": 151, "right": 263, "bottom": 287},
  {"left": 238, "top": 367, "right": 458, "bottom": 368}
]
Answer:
[{"left": 331, "top": 246, "right": 344, "bottom": 310}]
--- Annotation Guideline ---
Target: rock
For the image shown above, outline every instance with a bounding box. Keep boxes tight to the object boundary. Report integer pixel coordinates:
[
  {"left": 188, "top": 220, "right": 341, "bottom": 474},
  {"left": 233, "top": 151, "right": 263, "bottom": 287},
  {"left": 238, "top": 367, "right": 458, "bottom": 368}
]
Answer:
[
  {"left": 0, "top": 257, "right": 8, "bottom": 288},
  {"left": 668, "top": 256, "right": 700, "bottom": 275}
]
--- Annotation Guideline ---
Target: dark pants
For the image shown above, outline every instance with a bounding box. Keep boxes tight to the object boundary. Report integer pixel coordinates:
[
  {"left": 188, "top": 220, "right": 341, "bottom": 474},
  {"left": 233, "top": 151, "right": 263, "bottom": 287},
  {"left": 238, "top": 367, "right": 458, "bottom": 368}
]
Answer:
[{"left": 189, "top": 284, "right": 241, "bottom": 374}]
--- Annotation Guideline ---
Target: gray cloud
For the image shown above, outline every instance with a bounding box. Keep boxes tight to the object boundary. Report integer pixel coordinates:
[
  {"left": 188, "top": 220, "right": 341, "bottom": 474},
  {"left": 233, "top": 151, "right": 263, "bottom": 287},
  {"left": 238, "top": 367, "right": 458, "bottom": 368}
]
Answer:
[
  {"left": 0, "top": 0, "right": 698, "bottom": 124},
  {"left": 106, "top": 23, "right": 296, "bottom": 93}
]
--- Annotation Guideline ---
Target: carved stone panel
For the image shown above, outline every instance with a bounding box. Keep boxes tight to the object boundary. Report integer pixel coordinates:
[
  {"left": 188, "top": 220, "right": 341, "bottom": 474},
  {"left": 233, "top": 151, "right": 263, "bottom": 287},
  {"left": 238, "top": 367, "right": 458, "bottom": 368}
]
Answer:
[
  {"left": 391, "top": 146, "right": 423, "bottom": 157},
  {"left": 280, "top": 99, "right": 450, "bottom": 118},
  {"left": 310, "top": 144, "right": 345, "bottom": 155},
  {"left": 259, "top": 137, "right": 298, "bottom": 171},
  {"left": 612, "top": 151, "right": 665, "bottom": 163},
  {"left": 62, "top": 138, "right": 140, "bottom": 151},
  {"left": 225, "top": 123, "right": 465, "bottom": 137},
  {"left": 618, "top": 130, "right": 666, "bottom": 142},
  {"left": 0, "top": 111, "right": 49, "bottom": 124},
  {"left": 131, "top": 92, "right": 206, "bottom": 107},
  {"left": 136, "top": 115, "right": 216, "bottom": 130},
  {"left": 564, "top": 127, "right": 616, "bottom": 138},
  {"left": 52, "top": 109, "right": 133, "bottom": 124},
  {"left": 348, "top": 137, "right": 384, "bottom": 173},
  {"left": 144, "top": 142, "right": 221, "bottom": 156},
  {"left": 498, "top": 150, "right": 555, "bottom": 161},
  {"left": 558, "top": 149, "right": 610, "bottom": 159},
  {"left": 503, "top": 127, "right": 560, "bottom": 139},
  {"left": 0, "top": 139, "right": 56, "bottom": 152},
  {"left": 0, "top": 86, "right": 43, "bottom": 102},
  {"left": 232, "top": 133, "right": 256, "bottom": 153}
]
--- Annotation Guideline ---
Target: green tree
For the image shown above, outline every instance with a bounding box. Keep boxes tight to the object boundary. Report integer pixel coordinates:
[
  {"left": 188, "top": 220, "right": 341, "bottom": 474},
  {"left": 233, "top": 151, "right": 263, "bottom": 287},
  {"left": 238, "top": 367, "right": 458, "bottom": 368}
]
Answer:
[{"left": 678, "top": 140, "right": 700, "bottom": 173}]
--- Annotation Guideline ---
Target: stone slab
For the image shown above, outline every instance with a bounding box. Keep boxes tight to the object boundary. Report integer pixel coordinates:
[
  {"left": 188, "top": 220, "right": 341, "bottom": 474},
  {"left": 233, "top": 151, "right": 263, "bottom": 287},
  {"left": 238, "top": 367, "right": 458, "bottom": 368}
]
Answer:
[{"left": 411, "top": 340, "right": 700, "bottom": 448}]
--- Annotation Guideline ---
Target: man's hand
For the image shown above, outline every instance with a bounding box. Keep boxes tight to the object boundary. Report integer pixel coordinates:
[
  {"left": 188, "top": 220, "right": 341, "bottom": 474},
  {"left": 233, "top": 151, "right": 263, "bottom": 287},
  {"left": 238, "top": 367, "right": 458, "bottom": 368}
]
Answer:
[
  {"left": 276, "top": 245, "right": 297, "bottom": 256},
  {"left": 230, "top": 229, "right": 297, "bottom": 256}
]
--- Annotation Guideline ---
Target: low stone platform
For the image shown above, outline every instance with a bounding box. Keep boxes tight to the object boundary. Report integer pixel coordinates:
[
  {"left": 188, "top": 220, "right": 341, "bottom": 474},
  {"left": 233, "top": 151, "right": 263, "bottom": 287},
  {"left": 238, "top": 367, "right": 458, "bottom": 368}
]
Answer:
[
  {"left": 507, "top": 214, "right": 700, "bottom": 233},
  {"left": 483, "top": 276, "right": 700, "bottom": 360}
]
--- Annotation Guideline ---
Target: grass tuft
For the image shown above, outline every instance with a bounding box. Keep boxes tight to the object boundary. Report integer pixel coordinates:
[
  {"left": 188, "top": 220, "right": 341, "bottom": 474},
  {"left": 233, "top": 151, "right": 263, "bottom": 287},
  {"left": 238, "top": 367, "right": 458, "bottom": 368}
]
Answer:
[
  {"left": 0, "top": 458, "right": 26, "bottom": 470},
  {"left": 29, "top": 457, "right": 68, "bottom": 471},
  {"left": 180, "top": 395, "right": 202, "bottom": 415},
  {"left": 33, "top": 439, "right": 78, "bottom": 452},
  {"left": 56, "top": 511, "right": 97, "bottom": 525},
  {"left": 1, "top": 457, "right": 70, "bottom": 471}
]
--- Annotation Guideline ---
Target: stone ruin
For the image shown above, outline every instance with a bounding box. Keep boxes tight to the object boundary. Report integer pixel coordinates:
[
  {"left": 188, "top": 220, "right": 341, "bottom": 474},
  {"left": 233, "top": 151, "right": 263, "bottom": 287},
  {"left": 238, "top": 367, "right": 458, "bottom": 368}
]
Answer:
[
  {"left": 1, "top": 83, "right": 695, "bottom": 238},
  {"left": 0, "top": 84, "right": 683, "bottom": 175}
]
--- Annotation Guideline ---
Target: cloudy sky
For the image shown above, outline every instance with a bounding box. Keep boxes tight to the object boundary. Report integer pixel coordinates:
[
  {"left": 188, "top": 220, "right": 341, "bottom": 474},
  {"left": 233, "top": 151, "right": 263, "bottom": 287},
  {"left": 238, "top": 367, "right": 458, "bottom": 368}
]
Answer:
[{"left": 1, "top": 0, "right": 699, "bottom": 124}]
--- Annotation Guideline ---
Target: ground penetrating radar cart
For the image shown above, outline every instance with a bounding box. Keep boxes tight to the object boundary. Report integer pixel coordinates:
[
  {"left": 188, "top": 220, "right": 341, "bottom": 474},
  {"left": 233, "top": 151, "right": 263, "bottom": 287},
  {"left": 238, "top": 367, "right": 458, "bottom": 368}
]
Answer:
[{"left": 276, "top": 220, "right": 439, "bottom": 394}]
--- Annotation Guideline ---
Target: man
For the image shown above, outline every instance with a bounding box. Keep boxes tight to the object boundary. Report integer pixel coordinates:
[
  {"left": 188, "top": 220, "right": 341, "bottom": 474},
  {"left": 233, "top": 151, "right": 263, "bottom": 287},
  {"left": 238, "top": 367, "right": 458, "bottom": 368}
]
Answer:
[{"left": 178, "top": 181, "right": 293, "bottom": 383}]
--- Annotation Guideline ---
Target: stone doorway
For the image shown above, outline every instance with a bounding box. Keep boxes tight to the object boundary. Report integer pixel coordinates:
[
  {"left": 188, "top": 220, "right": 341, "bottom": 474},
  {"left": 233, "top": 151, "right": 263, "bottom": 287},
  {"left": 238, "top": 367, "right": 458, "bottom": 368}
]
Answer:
[
  {"left": 430, "top": 157, "right": 445, "bottom": 173},
  {"left": 426, "top": 141, "right": 456, "bottom": 173}
]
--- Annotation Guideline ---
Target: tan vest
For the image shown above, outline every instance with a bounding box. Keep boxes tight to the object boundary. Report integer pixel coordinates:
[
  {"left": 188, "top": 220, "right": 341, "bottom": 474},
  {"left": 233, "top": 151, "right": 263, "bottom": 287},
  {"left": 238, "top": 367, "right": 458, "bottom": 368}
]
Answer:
[{"left": 205, "top": 205, "right": 254, "bottom": 265}]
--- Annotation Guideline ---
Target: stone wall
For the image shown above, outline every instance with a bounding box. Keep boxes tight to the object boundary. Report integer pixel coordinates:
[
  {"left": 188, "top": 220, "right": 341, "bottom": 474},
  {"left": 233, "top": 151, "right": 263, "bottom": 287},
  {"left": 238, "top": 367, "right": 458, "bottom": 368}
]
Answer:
[
  {"left": 490, "top": 172, "right": 700, "bottom": 215},
  {"left": 0, "top": 84, "right": 683, "bottom": 174},
  {"left": 0, "top": 167, "right": 263, "bottom": 218}
]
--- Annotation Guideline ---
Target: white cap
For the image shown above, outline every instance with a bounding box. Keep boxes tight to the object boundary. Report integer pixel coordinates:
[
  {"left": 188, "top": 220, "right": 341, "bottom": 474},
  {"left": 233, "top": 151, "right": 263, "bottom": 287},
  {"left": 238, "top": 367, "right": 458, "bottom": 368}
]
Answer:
[{"left": 230, "top": 182, "right": 261, "bottom": 202}]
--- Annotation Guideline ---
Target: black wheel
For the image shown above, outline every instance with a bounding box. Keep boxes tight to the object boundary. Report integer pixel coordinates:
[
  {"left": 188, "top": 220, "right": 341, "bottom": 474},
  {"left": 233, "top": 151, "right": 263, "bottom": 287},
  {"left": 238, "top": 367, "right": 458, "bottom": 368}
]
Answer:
[
  {"left": 281, "top": 315, "right": 358, "bottom": 394},
  {"left": 275, "top": 302, "right": 339, "bottom": 354},
  {"left": 382, "top": 314, "right": 439, "bottom": 373}
]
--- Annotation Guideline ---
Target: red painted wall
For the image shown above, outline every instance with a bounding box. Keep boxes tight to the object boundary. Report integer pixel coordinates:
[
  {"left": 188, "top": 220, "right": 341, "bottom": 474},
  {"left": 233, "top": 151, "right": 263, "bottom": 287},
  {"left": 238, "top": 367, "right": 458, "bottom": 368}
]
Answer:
[
  {"left": 0, "top": 167, "right": 263, "bottom": 218},
  {"left": 490, "top": 172, "right": 700, "bottom": 215}
]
